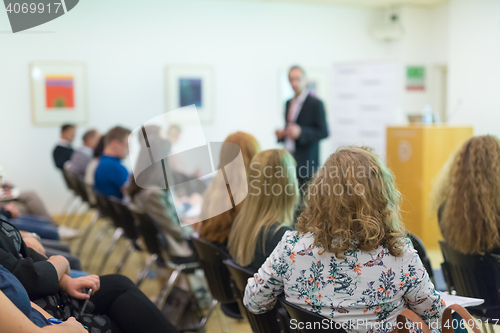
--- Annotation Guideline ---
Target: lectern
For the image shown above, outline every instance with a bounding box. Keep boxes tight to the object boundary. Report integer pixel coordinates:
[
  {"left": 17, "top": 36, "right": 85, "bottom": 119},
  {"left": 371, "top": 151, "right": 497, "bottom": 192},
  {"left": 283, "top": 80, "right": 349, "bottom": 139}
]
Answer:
[{"left": 386, "top": 125, "right": 473, "bottom": 249}]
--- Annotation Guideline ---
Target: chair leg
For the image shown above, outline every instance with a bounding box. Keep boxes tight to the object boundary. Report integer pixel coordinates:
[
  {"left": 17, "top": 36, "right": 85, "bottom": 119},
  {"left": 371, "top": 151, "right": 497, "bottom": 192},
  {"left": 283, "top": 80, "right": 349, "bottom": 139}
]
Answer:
[
  {"left": 97, "top": 228, "right": 124, "bottom": 275},
  {"left": 84, "top": 223, "right": 111, "bottom": 269},
  {"left": 136, "top": 254, "right": 157, "bottom": 287},
  {"left": 61, "top": 196, "right": 81, "bottom": 226},
  {"left": 115, "top": 241, "right": 135, "bottom": 274},
  {"left": 59, "top": 195, "right": 75, "bottom": 219},
  {"left": 155, "top": 264, "right": 185, "bottom": 309},
  {"left": 198, "top": 300, "right": 219, "bottom": 333},
  {"left": 75, "top": 210, "right": 99, "bottom": 257},
  {"left": 488, "top": 323, "right": 496, "bottom": 333},
  {"left": 70, "top": 204, "right": 90, "bottom": 229},
  {"left": 217, "top": 301, "right": 230, "bottom": 333}
]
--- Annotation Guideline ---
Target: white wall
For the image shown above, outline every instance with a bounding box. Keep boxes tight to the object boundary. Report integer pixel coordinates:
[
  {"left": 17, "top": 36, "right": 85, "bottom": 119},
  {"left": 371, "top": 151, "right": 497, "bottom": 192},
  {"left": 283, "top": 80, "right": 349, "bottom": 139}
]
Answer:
[
  {"left": 0, "top": 0, "right": 386, "bottom": 213},
  {"left": 383, "top": 4, "right": 449, "bottom": 117},
  {"left": 447, "top": 0, "right": 500, "bottom": 135}
]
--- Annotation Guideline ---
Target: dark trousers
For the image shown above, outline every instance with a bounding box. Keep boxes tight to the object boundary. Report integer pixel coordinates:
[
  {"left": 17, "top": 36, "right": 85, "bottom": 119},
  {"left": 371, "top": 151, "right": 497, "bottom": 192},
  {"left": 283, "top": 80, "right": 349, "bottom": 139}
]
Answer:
[{"left": 90, "top": 274, "right": 179, "bottom": 333}]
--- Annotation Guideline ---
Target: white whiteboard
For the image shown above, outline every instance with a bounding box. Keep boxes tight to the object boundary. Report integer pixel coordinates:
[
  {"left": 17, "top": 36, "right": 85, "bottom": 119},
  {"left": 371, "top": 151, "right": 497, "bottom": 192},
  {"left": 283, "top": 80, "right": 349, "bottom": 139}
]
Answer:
[{"left": 330, "top": 60, "right": 398, "bottom": 160}]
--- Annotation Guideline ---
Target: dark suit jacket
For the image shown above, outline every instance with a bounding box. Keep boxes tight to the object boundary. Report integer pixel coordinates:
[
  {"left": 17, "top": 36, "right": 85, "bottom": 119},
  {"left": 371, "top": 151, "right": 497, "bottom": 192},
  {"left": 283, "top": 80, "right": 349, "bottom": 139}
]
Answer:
[
  {"left": 283, "top": 94, "right": 329, "bottom": 181},
  {"left": 52, "top": 145, "right": 74, "bottom": 170}
]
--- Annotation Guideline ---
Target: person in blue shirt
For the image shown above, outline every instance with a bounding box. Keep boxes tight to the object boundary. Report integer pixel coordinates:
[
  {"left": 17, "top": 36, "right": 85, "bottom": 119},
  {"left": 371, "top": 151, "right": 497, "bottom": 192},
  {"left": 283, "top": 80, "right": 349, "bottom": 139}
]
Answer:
[
  {"left": 0, "top": 264, "right": 86, "bottom": 332},
  {"left": 94, "top": 126, "right": 131, "bottom": 199}
]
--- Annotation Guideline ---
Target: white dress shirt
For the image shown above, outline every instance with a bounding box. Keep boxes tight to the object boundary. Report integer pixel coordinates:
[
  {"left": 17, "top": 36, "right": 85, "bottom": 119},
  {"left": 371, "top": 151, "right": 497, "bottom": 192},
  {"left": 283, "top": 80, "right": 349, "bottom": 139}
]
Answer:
[{"left": 285, "top": 89, "right": 309, "bottom": 153}]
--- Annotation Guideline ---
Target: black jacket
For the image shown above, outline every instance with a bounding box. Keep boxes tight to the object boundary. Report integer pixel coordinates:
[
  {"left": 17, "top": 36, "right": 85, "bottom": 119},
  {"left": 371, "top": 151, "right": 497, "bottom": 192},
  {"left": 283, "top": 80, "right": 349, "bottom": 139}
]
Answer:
[
  {"left": 0, "top": 218, "right": 59, "bottom": 300},
  {"left": 283, "top": 94, "right": 329, "bottom": 182},
  {"left": 244, "top": 222, "right": 292, "bottom": 273},
  {"left": 53, "top": 145, "right": 74, "bottom": 170}
]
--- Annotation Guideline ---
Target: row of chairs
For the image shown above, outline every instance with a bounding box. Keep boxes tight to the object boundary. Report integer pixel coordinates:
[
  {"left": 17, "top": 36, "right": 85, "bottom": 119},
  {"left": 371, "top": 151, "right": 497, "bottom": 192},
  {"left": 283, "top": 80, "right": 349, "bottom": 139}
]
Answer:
[
  {"left": 62, "top": 169, "right": 343, "bottom": 332},
  {"left": 64, "top": 170, "right": 492, "bottom": 333}
]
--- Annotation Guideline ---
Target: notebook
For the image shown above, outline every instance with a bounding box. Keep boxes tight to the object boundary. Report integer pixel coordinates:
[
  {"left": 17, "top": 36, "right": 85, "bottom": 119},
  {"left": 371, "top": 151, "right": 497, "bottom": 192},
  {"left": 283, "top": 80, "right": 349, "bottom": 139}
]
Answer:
[{"left": 439, "top": 292, "right": 485, "bottom": 308}]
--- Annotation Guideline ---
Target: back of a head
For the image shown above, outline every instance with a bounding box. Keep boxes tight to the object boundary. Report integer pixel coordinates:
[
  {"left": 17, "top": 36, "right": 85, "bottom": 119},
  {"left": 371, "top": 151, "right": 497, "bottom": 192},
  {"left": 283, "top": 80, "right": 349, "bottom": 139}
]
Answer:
[
  {"left": 223, "top": 131, "right": 261, "bottom": 171},
  {"left": 199, "top": 131, "right": 261, "bottom": 244},
  {"left": 83, "top": 129, "right": 98, "bottom": 144},
  {"left": 228, "top": 149, "right": 299, "bottom": 266},
  {"left": 296, "top": 146, "right": 405, "bottom": 258},
  {"left": 104, "top": 126, "right": 131, "bottom": 147},
  {"left": 440, "top": 135, "right": 500, "bottom": 254}
]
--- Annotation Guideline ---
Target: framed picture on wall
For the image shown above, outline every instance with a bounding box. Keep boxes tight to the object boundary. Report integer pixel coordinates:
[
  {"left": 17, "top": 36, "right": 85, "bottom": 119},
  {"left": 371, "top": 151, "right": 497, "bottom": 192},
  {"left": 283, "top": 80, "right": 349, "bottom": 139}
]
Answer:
[
  {"left": 165, "top": 65, "right": 215, "bottom": 123},
  {"left": 278, "top": 67, "right": 330, "bottom": 116},
  {"left": 30, "top": 62, "right": 88, "bottom": 126}
]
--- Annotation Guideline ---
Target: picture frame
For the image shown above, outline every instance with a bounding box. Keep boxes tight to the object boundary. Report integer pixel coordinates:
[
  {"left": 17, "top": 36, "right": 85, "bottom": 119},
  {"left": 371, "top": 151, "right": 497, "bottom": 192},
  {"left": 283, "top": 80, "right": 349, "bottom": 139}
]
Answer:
[
  {"left": 30, "top": 61, "right": 88, "bottom": 126},
  {"left": 164, "top": 65, "right": 215, "bottom": 124}
]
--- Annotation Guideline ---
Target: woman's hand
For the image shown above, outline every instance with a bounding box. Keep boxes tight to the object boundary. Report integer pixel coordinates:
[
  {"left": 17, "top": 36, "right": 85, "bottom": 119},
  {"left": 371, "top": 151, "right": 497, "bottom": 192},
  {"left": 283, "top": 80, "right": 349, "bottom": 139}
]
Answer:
[
  {"left": 46, "top": 317, "right": 87, "bottom": 333},
  {"left": 60, "top": 275, "right": 100, "bottom": 299}
]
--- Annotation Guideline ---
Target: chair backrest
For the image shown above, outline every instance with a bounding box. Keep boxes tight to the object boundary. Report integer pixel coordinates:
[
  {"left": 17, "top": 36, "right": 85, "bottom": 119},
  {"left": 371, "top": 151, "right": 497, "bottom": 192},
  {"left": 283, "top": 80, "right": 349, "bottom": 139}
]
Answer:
[
  {"left": 224, "top": 259, "right": 287, "bottom": 333},
  {"left": 132, "top": 211, "right": 168, "bottom": 262},
  {"left": 279, "top": 296, "right": 347, "bottom": 333},
  {"left": 408, "top": 233, "right": 434, "bottom": 281},
  {"left": 191, "top": 237, "right": 235, "bottom": 304},
  {"left": 108, "top": 198, "right": 139, "bottom": 241},
  {"left": 62, "top": 169, "right": 77, "bottom": 193},
  {"left": 439, "top": 241, "right": 500, "bottom": 311},
  {"left": 94, "top": 192, "right": 115, "bottom": 219}
]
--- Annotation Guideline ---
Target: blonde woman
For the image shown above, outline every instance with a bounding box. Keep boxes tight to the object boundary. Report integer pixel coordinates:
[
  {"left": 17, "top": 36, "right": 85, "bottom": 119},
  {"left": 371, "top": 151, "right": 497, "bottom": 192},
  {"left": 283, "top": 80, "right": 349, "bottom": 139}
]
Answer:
[
  {"left": 433, "top": 135, "right": 500, "bottom": 254},
  {"left": 199, "top": 132, "right": 261, "bottom": 246},
  {"left": 228, "top": 149, "right": 299, "bottom": 272},
  {"left": 244, "top": 147, "right": 443, "bottom": 333}
]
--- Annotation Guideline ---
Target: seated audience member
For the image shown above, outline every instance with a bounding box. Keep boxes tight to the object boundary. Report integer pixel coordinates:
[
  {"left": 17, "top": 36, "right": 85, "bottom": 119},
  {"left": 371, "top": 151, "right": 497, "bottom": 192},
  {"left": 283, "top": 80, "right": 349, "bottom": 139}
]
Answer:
[
  {"left": 434, "top": 135, "right": 500, "bottom": 254},
  {"left": 228, "top": 149, "right": 298, "bottom": 272},
  {"left": 84, "top": 135, "right": 105, "bottom": 205},
  {"left": 94, "top": 126, "right": 131, "bottom": 199},
  {"left": 53, "top": 124, "right": 75, "bottom": 170},
  {"left": 199, "top": 132, "right": 260, "bottom": 247},
  {"left": 0, "top": 165, "right": 77, "bottom": 241},
  {"left": 244, "top": 147, "right": 444, "bottom": 332},
  {"left": 65, "top": 129, "right": 101, "bottom": 180},
  {"left": 128, "top": 126, "right": 193, "bottom": 259},
  {"left": 0, "top": 265, "right": 86, "bottom": 332},
  {"left": 0, "top": 216, "right": 179, "bottom": 333}
]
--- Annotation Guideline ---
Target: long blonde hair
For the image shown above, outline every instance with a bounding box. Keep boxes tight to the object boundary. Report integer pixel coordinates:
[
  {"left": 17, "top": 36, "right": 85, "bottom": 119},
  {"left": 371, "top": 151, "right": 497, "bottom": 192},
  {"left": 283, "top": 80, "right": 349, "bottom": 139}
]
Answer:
[
  {"left": 433, "top": 135, "right": 500, "bottom": 254},
  {"left": 228, "top": 149, "right": 299, "bottom": 266},
  {"left": 199, "top": 132, "right": 260, "bottom": 244},
  {"left": 296, "top": 146, "right": 406, "bottom": 257}
]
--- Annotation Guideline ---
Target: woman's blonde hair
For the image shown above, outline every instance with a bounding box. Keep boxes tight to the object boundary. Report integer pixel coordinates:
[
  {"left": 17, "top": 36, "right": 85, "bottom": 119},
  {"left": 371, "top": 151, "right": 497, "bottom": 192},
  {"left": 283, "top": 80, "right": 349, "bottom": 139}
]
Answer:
[
  {"left": 228, "top": 149, "right": 299, "bottom": 266},
  {"left": 433, "top": 135, "right": 500, "bottom": 254},
  {"left": 199, "top": 132, "right": 260, "bottom": 244},
  {"left": 296, "top": 146, "right": 406, "bottom": 257}
]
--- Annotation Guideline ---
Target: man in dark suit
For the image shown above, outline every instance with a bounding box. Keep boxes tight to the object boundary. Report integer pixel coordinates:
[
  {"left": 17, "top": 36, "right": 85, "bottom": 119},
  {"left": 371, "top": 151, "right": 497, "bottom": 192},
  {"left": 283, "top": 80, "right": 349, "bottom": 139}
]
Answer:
[
  {"left": 52, "top": 124, "right": 75, "bottom": 170},
  {"left": 276, "top": 66, "right": 329, "bottom": 185}
]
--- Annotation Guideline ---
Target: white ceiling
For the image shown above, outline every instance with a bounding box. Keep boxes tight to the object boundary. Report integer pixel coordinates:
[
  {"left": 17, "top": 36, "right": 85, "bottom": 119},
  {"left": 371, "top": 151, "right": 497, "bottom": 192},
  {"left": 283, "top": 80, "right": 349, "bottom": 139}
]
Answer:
[{"left": 225, "top": 0, "right": 449, "bottom": 8}]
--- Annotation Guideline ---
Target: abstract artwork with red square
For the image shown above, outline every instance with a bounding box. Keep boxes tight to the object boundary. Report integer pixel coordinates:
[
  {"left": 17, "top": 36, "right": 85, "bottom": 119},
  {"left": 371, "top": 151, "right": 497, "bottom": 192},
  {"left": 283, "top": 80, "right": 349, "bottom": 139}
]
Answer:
[{"left": 45, "top": 75, "right": 75, "bottom": 108}]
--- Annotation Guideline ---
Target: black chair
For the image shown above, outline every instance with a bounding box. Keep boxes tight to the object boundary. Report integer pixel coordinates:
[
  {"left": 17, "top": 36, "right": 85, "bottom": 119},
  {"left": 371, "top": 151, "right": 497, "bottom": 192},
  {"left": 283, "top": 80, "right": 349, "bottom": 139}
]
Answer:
[
  {"left": 84, "top": 193, "right": 116, "bottom": 268},
  {"left": 224, "top": 259, "right": 288, "bottom": 333},
  {"left": 60, "top": 170, "right": 85, "bottom": 226},
  {"left": 133, "top": 212, "right": 199, "bottom": 310},
  {"left": 408, "top": 233, "right": 435, "bottom": 284},
  {"left": 439, "top": 241, "right": 500, "bottom": 321},
  {"left": 96, "top": 198, "right": 142, "bottom": 274},
  {"left": 74, "top": 179, "right": 100, "bottom": 256},
  {"left": 191, "top": 237, "right": 243, "bottom": 331},
  {"left": 279, "top": 296, "right": 347, "bottom": 333}
]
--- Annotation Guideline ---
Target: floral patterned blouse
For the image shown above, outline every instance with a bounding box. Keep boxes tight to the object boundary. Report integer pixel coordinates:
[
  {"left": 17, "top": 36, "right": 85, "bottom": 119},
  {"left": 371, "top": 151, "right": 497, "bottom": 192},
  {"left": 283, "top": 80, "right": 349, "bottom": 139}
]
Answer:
[{"left": 244, "top": 231, "right": 444, "bottom": 333}]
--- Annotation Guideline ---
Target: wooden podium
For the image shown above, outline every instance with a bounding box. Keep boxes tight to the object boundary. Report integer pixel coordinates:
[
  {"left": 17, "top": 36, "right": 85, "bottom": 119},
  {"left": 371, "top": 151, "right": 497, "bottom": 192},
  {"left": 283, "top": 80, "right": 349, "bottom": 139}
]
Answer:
[{"left": 386, "top": 125, "right": 473, "bottom": 249}]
